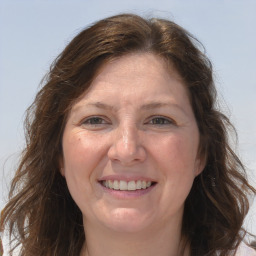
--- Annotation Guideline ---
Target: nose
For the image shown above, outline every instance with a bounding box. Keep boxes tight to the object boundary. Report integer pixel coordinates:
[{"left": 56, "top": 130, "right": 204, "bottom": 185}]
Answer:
[{"left": 107, "top": 123, "right": 146, "bottom": 166}]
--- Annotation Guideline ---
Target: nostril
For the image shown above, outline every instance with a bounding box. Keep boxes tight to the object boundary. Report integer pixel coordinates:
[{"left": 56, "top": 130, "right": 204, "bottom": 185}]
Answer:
[{"left": 107, "top": 142, "right": 146, "bottom": 165}]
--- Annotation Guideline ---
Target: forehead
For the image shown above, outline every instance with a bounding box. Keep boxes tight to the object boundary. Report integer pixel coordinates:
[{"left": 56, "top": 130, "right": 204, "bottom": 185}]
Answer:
[
  {"left": 70, "top": 53, "right": 194, "bottom": 118},
  {"left": 95, "top": 53, "right": 183, "bottom": 86},
  {"left": 82, "top": 53, "right": 187, "bottom": 99}
]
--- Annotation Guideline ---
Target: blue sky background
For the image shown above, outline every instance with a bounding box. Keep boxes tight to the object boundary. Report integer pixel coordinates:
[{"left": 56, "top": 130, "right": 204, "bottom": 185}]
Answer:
[{"left": 0, "top": 0, "right": 256, "bottom": 243}]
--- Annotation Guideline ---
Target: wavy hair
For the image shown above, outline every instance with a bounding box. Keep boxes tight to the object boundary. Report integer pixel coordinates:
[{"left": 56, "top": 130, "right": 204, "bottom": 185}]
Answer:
[{"left": 1, "top": 13, "right": 255, "bottom": 256}]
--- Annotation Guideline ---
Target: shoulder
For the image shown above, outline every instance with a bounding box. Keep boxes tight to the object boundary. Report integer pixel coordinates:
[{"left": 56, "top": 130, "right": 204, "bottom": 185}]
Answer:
[{"left": 234, "top": 242, "right": 256, "bottom": 256}]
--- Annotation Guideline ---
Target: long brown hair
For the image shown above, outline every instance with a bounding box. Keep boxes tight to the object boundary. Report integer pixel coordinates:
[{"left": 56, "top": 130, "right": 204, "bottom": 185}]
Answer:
[{"left": 1, "top": 13, "right": 255, "bottom": 256}]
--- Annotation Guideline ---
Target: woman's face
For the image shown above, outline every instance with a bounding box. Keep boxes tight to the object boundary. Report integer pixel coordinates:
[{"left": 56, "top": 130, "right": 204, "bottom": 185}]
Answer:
[{"left": 61, "top": 53, "right": 204, "bottom": 234}]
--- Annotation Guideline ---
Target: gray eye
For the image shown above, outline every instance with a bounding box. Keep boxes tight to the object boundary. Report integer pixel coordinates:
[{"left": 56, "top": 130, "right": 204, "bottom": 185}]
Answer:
[
  {"left": 150, "top": 117, "right": 172, "bottom": 125},
  {"left": 84, "top": 117, "right": 105, "bottom": 125}
]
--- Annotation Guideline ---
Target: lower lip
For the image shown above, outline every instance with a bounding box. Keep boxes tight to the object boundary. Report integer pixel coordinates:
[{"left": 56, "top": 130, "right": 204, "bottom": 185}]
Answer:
[{"left": 99, "top": 183, "right": 156, "bottom": 199}]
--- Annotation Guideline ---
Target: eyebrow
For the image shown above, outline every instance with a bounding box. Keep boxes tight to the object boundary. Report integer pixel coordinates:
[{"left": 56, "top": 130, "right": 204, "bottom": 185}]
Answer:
[
  {"left": 73, "top": 101, "right": 188, "bottom": 116},
  {"left": 140, "top": 102, "right": 188, "bottom": 116},
  {"left": 87, "top": 102, "right": 115, "bottom": 111},
  {"left": 72, "top": 102, "right": 115, "bottom": 113},
  {"left": 140, "top": 102, "right": 172, "bottom": 110}
]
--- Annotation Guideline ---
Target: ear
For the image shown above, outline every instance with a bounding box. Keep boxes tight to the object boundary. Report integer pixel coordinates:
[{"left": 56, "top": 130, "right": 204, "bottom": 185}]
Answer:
[
  {"left": 59, "top": 155, "right": 65, "bottom": 177},
  {"left": 194, "top": 153, "right": 206, "bottom": 177}
]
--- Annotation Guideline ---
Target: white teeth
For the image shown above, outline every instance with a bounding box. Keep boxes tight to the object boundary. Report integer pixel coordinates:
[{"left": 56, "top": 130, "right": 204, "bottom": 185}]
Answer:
[
  {"left": 113, "top": 180, "right": 119, "bottom": 190},
  {"left": 102, "top": 180, "right": 154, "bottom": 191},
  {"left": 127, "top": 181, "right": 136, "bottom": 190},
  {"left": 136, "top": 180, "right": 142, "bottom": 189},
  {"left": 119, "top": 180, "right": 128, "bottom": 190},
  {"left": 109, "top": 180, "right": 113, "bottom": 189}
]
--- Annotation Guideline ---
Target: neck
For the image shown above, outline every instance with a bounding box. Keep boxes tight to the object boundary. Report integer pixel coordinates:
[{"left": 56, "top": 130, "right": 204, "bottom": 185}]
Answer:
[{"left": 80, "top": 218, "right": 190, "bottom": 256}]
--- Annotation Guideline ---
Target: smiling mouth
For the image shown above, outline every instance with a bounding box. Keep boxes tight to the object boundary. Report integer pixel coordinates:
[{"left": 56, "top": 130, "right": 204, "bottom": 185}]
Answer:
[{"left": 100, "top": 180, "right": 157, "bottom": 191}]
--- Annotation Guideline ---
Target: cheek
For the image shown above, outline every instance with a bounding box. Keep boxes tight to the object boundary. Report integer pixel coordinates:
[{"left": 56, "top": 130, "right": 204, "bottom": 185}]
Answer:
[
  {"left": 153, "top": 133, "right": 198, "bottom": 190},
  {"left": 61, "top": 132, "right": 106, "bottom": 209},
  {"left": 63, "top": 132, "right": 104, "bottom": 169},
  {"left": 162, "top": 138, "right": 196, "bottom": 190},
  {"left": 156, "top": 135, "right": 198, "bottom": 208},
  {"left": 152, "top": 133, "right": 199, "bottom": 172},
  {"left": 62, "top": 133, "right": 102, "bottom": 190}
]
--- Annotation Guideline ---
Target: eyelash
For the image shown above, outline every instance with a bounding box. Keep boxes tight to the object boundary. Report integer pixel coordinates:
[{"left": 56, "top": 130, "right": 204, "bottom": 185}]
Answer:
[
  {"left": 82, "top": 116, "right": 109, "bottom": 126},
  {"left": 146, "top": 116, "right": 176, "bottom": 126}
]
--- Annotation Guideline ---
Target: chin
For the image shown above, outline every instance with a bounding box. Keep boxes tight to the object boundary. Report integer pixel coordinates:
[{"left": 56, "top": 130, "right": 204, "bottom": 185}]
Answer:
[{"left": 101, "top": 207, "right": 153, "bottom": 233}]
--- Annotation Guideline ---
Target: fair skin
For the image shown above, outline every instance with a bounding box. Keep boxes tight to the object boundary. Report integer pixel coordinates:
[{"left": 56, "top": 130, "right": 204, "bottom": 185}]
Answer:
[{"left": 60, "top": 53, "right": 204, "bottom": 256}]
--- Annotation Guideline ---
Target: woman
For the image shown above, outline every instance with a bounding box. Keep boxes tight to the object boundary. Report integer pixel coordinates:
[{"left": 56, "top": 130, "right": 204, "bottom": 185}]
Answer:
[{"left": 1, "top": 13, "right": 256, "bottom": 256}]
